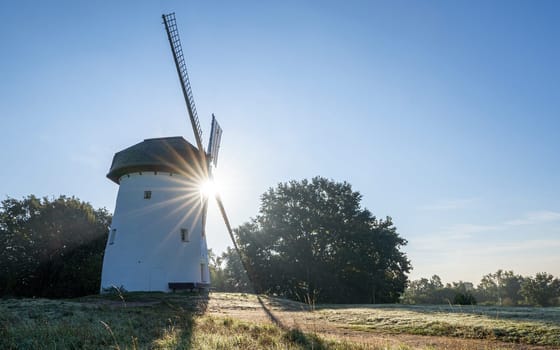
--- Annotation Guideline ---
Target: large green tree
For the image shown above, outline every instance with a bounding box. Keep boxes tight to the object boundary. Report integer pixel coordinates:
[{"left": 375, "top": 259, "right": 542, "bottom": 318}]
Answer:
[
  {"left": 234, "top": 177, "right": 411, "bottom": 303},
  {"left": 0, "top": 195, "right": 111, "bottom": 297}
]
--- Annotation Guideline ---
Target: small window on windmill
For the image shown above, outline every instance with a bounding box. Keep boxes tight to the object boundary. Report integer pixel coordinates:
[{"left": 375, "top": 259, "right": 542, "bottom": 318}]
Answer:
[
  {"left": 109, "top": 228, "right": 117, "bottom": 245},
  {"left": 181, "top": 228, "right": 189, "bottom": 242},
  {"left": 144, "top": 190, "right": 152, "bottom": 199}
]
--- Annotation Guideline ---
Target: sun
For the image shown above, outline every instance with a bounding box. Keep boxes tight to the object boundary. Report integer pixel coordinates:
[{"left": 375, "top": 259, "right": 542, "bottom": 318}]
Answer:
[{"left": 199, "top": 179, "right": 219, "bottom": 198}]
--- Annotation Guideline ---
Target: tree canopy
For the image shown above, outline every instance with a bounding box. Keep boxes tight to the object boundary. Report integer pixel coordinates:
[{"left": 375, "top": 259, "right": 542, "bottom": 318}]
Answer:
[
  {"left": 521, "top": 272, "right": 560, "bottom": 307},
  {"left": 0, "top": 195, "right": 110, "bottom": 297},
  {"left": 232, "top": 177, "right": 411, "bottom": 303}
]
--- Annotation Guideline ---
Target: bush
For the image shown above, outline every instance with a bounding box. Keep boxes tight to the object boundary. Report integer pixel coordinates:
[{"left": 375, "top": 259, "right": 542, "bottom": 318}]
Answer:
[{"left": 453, "top": 292, "right": 477, "bottom": 305}]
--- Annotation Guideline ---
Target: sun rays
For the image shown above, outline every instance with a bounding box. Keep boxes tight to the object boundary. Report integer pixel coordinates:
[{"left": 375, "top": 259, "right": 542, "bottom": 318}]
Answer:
[
  {"left": 199, "top": 179, "right": 219, "bottom": 199},
  {"left": 144, "top": 142, "right": 224, "bottom": 250}
]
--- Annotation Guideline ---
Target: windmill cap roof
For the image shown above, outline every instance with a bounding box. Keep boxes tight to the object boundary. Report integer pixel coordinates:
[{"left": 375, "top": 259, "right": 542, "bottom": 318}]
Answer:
[{"left": 107, "top": 136, "right": 206, "bottom": 184}]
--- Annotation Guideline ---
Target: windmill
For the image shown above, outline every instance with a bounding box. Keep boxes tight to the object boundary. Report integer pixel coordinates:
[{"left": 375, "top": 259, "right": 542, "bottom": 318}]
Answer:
[{"left": 100, "top": 13, "right": 240, "bottom": 292}]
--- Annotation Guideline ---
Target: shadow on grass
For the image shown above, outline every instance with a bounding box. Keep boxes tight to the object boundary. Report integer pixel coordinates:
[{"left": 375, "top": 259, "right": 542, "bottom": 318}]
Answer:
[
  {"left": 257, "top": 295, "right": 287, "bottom": 328},
  {"left": 257, "top": 295, "right": 332, "bottom": 350},
  {"left": 124, "top": 290, "right": 209, "bottom": 349},
  {"left": 0, "top": 290, "right": 210, "bottom": 349},
  {"left": 259, "top": 294, "right": 311, "bottom": 311}
]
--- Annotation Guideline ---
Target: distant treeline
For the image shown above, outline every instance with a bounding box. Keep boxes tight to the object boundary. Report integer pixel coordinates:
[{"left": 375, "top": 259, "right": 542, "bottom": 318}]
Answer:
[{"left": 402, "top": 271, "right": 560, "bottom": 307}]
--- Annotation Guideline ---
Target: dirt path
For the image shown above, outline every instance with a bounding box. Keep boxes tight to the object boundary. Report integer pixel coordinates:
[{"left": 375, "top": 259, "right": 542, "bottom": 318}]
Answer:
[{"left": 205, "top": 294, "right": 556, "bottom": 350}]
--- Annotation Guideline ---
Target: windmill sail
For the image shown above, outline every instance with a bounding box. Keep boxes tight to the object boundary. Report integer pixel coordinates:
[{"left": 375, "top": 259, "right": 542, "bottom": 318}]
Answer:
[
  {"left": 208, "top": 114, "right": 223, "bottom": 168},
  {"left": 162, "top": 13, "right": 205, "bottom": 155}
]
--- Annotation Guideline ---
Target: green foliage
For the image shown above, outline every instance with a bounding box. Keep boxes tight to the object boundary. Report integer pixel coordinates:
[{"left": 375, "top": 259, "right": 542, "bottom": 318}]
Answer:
[
  {"left": 0, "top": 195, "right": 111, "bottom": 298},
  {"left": 401, "top": 275, "right": 450, "bottom": 304},
  {"left": 208, "top": 247, "right": 252, "bottom": 293},
  {"left": 233, "top": 177, "right": 411, "bottom": 303},
  {"left": 220, "top": 247, "right": 252, "bottom": 293},
  {"left": 476, "top": 270, "right": 524, "bottom": 305},
  {"left": 208, "top": 249, "right": 226, "bottom": 291},
  {"left": 521, "top": 272, "right": 560, "bottom": 307},
  {"left": 453, "top": 292, "right": 476, "bottom": 305},
  {"left": 401, "top": 279, "right": 479, "bottom": 305}
]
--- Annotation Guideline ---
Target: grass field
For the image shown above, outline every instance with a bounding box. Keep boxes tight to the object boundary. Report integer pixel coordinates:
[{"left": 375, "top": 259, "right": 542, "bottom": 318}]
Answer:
[
  {"left": 0, "top": 292, "right": 559, "bottom": 349},
  {"left": 318, "top": 303, "right": 560, "bottom": 346}
]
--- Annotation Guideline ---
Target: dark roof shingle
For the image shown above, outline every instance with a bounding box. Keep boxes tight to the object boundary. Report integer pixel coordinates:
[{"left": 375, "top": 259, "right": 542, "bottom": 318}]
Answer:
[{"left": 107, "top": 137, "right": 205, "bottom": 184}]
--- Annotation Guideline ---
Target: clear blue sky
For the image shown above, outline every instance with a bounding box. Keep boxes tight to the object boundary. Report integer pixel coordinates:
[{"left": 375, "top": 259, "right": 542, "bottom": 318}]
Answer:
[{"left": 1, "top": 0, "right": 559, "bottom": 284}]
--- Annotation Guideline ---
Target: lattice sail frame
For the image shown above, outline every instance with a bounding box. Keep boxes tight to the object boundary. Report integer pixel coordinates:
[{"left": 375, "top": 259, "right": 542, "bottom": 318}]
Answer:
[{"left": 162, "top": 13, "right": 205, "bottom": 155}]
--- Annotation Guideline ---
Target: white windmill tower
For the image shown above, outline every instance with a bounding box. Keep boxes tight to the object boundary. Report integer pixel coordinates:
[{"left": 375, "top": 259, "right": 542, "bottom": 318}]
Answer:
[{"left": 100, "top": 13, "right": 235, "bottom": 292}]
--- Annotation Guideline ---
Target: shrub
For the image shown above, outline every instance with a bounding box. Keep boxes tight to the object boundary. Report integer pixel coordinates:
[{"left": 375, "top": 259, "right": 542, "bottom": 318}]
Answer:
[{"left": 453, "top": 292, "right": 477, "bottom": 305}]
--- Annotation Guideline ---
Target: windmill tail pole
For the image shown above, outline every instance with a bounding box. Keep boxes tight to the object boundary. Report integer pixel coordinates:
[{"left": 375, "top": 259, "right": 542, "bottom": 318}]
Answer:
[
  {"left": 214, "top": 193, "right": 259, "bottom": 293},
  {"left": 215, "top": 195, "right": 285, "bottom": 329}
]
